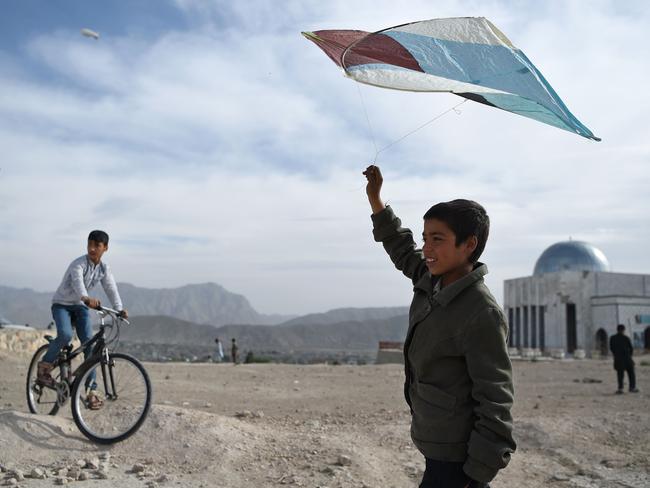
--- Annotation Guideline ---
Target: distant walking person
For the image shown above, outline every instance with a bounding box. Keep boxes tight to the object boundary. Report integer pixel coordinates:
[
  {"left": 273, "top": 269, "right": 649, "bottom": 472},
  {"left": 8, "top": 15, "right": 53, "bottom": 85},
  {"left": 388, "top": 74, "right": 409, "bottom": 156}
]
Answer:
[
  {"left": 231, "top": 338, "right": 239, "bottom": 365},
  {"left": 610, "top": 325, "right": 638, "bottom": 394},
  {"left": 213, "top": 337, "right": 224, "bottom": 363}
]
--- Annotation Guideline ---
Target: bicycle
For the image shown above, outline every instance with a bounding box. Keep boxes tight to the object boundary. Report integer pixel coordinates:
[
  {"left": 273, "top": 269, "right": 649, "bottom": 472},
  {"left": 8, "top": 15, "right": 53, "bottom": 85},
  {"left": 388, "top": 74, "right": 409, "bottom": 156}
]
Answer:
[{"left": 26, "top": 306, "right": 152, "bottom": 444}]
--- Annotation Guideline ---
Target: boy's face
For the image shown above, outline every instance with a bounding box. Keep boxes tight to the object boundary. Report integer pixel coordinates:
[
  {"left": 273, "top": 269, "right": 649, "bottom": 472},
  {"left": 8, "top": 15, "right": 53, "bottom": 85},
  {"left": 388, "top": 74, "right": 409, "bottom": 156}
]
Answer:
[
  {"left": 422, "top": 218, "right": 477, "bottom": 279},
  {"left": 87, "top": 240, "right": 108, "bottom": 264}
]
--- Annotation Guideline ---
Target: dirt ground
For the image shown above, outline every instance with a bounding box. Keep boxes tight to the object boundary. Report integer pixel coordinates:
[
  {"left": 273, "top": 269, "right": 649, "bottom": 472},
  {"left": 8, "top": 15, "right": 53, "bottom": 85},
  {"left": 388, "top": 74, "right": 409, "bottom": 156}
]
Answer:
[{"left": 1, "top": 351, "right": 649, "bottom": 487}]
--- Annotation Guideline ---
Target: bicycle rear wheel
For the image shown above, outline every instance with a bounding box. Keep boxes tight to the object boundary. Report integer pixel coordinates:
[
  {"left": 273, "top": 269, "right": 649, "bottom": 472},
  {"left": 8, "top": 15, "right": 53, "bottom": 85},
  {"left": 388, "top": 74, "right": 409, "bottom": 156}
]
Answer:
[
  {"left": 71, "top": 352, "right": 152, "bottom": 444},
  {"left": 26, "top": 344, "right": 60, "bottom": 415}
]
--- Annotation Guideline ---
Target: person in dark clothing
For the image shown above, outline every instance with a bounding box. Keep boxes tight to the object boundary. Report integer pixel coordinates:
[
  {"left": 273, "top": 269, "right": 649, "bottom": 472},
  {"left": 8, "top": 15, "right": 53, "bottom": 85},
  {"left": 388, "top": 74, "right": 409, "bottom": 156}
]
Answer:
[
  {"left": 231, "top": 338, "right": 239, "bottom": 365},
  {"left": 363, "top": 165, "right": 515, "bottom": 488},
  {"left": 609, "top": 324, "right": 638, "bottom": 394}
]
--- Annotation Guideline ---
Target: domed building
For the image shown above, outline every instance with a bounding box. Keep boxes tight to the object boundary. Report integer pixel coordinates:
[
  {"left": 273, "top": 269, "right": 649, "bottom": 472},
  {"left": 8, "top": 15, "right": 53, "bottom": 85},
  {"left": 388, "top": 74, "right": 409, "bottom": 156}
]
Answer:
[{"left": 503, "top": 240, "right": 650, "bottom": 358}]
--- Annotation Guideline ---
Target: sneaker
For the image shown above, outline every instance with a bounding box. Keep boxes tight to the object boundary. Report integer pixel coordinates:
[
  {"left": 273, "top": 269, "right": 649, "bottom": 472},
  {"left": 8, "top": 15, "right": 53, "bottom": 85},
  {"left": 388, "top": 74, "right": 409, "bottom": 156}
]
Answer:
[
  {"left": 615, "top": 389, "right": 624, "bottom": 394},
  {"left": 629, "top": 388, "right": 640, "bottom": 393},
  {"left": 86, "top": 391, "right": 104, "bottom": 410},
  {"left": 36, "top": 361, "right": 56, "bottom": 388}
]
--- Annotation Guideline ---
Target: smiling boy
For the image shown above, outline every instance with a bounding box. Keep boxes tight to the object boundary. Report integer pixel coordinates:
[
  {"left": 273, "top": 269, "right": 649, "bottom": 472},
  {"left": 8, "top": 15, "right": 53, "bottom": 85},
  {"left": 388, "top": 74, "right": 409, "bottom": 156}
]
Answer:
[
  {"left": 38, "top": 230, "right": 128, "bottom": 408},
  {"left": 363, "top": 166, "right": 515, "bottom": 488}
]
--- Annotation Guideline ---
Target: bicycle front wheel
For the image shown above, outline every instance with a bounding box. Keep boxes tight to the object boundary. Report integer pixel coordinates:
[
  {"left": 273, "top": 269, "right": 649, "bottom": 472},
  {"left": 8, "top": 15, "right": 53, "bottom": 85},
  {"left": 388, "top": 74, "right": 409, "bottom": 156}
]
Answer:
[
  {"left": 71, "top": 353, "right": 152, "bottom": 444},
  {"left": 26, "top": 344, "right": 60, "bottom": 415}
]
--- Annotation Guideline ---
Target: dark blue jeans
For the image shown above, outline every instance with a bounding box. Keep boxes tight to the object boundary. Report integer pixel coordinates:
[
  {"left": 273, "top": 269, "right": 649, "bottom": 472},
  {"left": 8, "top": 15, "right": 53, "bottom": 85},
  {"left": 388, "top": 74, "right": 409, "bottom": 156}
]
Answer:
[
  {"left": 419, "top": 458, "right": 490, "bottom": 488},
  {"left": 44, "top": 304, "right": 96, "bottom": 388}
]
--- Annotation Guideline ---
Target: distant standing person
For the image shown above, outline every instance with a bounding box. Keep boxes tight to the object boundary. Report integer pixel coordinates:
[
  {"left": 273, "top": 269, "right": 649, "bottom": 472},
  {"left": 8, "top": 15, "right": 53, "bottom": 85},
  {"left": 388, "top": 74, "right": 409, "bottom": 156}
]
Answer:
[
  {"left": 610, "top": 325, "right": 639, "bottom": 394},
  {"left": 231, "top": 338, "right": 239, "bottom": 365},
  {"left": 363, "top": 165, "right": 515, "bottom": 488},
  {"left": 213, "top": 337, "right": 224, "bottom": 363}
]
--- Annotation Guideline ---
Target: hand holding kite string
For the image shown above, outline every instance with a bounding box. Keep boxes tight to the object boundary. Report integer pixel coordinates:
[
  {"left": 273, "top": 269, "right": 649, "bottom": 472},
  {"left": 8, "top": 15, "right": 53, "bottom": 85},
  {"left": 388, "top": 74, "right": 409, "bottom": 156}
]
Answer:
[
  {"left": 363, "top": 165, "right": 385, "bottom": 214},
  {"left": 303, "top": 17, "right": 600, "bottom": 142}
]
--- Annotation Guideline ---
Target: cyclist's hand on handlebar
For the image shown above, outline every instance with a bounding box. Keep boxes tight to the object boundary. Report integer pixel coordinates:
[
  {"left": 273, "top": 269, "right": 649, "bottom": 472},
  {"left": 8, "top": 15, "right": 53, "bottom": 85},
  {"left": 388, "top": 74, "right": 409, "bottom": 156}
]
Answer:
[
  {"left": 119, "top": 309, "right": 129, "bottom": 319},
  {"left": 82, "top": 296, "right": 101, "bottom": 309}
]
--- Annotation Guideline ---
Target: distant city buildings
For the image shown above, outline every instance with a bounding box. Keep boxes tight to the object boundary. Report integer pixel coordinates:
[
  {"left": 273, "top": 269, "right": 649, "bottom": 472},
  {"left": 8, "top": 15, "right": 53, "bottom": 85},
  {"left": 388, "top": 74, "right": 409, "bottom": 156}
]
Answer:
[{"left": 504, "top": 241, "right": 650, "bottom": 358}]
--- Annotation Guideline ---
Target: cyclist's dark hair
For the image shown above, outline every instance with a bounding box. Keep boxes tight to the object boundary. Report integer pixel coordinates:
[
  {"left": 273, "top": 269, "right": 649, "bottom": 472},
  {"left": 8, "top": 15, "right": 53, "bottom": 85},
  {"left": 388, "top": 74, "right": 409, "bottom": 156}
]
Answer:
[
  {"left": 617, "top": 324, "right": 625, "bottom": 332},
  {"left": 423, "top": 199, "right": 489, "bottom": 263},
  {"left": 88, "top": 230, "right": 109, "bottom": 245}
]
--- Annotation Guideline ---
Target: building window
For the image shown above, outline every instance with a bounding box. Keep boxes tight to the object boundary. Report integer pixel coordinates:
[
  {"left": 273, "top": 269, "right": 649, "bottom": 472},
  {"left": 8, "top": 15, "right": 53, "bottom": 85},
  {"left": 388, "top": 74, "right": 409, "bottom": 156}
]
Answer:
[
  {"left": 539, "top": 306, "right": 546, "bottom": 351},
  {"left": 566, "top": 303, "right": 577, "bottom": 353},
  {"left": 515, "top": 307, "right": 521, "bottom": 348},
  {"left": 523, "top": 307, "right": 529, "bottom": 348},
  {"left": 531, "top": 305, "right": 537, "bottom": 348},
  {"left": 508, "top": 308, "right": 514, "bottom": 347}
]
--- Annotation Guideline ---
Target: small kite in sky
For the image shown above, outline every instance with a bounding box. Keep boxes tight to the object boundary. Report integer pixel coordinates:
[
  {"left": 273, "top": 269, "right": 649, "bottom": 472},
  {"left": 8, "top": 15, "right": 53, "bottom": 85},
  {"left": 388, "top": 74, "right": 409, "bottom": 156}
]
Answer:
[
  {"left": 303, "top": 17, "right": 600, "bottom": 141},
  {"left": 81, "top": 28, "right": 100, "bottom": 40}
]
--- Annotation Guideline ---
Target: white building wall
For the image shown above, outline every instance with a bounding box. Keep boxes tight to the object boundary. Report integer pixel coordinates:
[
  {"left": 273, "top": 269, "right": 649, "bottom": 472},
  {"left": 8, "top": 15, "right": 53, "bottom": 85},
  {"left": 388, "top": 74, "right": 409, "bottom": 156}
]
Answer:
[{"left": 504, "top": 270, "right": 650, "bottom": 357}]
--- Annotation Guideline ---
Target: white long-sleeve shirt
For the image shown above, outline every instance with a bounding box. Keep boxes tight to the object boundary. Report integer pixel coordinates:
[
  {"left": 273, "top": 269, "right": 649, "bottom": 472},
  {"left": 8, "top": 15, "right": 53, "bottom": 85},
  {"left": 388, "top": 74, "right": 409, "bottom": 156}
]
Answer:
[{"left": 52, "top": 255, "right": 123, "bottom": 310}]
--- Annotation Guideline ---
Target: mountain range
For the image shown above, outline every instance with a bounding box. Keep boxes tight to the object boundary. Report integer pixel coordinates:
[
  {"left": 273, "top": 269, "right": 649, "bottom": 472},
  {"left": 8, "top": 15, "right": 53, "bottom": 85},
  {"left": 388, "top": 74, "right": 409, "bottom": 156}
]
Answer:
[
  {"left": 0, "top": 283, "right": 408, "bottom": 332},
  {"left": 122, "top": 313, "right": 409, "bottom": 352},
  {"left": 0, "top": 283, "right": 291, "bottom": 327}
]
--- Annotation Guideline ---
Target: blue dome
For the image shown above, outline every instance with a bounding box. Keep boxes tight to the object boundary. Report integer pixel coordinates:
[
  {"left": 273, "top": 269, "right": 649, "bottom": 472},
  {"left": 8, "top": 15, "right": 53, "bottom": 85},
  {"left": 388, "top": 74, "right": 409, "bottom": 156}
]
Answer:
[{"left": 533, "top": 241, "right": 610, "bottom": 276}]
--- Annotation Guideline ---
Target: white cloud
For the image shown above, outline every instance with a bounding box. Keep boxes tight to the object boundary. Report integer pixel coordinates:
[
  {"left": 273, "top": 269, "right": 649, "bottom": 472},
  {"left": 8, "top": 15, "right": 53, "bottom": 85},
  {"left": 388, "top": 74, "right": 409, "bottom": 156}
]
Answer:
[{"left": 1, "top": 0, "right": 649, "bottom": 314}]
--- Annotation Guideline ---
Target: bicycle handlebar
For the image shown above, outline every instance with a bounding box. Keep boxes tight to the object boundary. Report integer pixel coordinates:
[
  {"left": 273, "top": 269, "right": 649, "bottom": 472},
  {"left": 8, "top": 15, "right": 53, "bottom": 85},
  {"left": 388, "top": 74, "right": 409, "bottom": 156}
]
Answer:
[{"left": 96, "top": 305, "right": 130, "bottom": 325}]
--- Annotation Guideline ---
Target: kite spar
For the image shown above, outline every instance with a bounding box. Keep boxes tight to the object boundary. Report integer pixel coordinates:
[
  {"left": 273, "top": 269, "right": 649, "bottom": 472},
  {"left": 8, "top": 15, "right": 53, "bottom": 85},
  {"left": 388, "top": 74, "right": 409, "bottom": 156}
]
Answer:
[{"left": 303, "top": 17, "right": 600, "bottom": 141}]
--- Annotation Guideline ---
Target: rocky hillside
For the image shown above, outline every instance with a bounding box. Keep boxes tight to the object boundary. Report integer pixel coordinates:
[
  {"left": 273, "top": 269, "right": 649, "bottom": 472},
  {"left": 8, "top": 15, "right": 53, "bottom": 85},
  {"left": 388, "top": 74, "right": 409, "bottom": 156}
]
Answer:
[
  {"left": 124, "top": 313, "right": 409, "bottom": 352},
  {"left": 279, "top": 306, "right": 408, "bottom": 326},
  {"left": 0, "top": 283, "right": 292, "bottom": 327}
]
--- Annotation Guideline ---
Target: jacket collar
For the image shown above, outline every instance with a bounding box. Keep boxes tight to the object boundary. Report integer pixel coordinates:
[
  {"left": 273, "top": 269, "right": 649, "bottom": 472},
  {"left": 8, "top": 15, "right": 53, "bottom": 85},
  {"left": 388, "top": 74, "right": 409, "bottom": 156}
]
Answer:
[{"left": 414, "top": 263, "right": 488, "bottom": 306}]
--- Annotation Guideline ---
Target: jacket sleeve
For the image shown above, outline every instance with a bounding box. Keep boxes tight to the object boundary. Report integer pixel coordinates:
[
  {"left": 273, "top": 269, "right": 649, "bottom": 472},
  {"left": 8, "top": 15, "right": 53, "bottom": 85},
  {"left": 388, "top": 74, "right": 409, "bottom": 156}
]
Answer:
[
  {"left": 101, "top": 264, "right": 124, "bottom": 311},
  {"left": 69, "top": 261, "right": 89, "bottom": 300},
  {"left": 371, "top": 205, "right": 427, "bottom": 285},
  {"left": 462, "top": 307, "right": 516, "bottom": 483}
]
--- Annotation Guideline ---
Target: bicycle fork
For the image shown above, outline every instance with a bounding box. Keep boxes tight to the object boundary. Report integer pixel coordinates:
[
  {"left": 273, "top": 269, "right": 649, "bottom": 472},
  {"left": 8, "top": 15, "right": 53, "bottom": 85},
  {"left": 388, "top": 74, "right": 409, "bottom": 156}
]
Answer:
[{"left": 100, "top": 350, "right": 118, "bottom": 401}]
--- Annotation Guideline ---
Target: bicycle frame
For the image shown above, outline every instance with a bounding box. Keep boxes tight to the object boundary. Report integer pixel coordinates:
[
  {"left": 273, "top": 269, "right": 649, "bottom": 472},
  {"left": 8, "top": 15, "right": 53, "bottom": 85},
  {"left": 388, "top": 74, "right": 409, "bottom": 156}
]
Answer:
[
  {"left": 28, "top": 305, "right": 150, "bottom": 444},
  {"left": 50, "top": 306, "right": 128, "bottom": 384}
]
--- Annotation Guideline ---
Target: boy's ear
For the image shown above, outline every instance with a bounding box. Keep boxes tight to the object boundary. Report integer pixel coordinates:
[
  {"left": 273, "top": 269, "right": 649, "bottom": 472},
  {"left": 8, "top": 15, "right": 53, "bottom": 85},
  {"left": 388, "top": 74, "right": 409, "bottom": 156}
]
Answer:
[{"left": 464, "top": 235, "right": 478, "bottom": 256}]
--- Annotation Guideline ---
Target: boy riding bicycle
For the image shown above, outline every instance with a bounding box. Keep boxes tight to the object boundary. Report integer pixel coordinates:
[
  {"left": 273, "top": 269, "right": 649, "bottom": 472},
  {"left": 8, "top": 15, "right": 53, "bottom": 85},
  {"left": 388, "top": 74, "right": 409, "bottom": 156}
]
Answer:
[{"left": 38, "top": 230, "right": 128, "bottom": 409}]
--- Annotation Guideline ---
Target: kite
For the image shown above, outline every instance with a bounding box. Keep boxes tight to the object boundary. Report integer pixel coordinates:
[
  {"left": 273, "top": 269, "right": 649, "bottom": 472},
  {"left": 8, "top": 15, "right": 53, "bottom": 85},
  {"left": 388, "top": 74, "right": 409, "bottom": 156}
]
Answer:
[
  {"left": 303, "top": 17, "right": 600, "bottom": 141},
  {"left": 81, "top": 28, "right": 100, "bottom": 40}
]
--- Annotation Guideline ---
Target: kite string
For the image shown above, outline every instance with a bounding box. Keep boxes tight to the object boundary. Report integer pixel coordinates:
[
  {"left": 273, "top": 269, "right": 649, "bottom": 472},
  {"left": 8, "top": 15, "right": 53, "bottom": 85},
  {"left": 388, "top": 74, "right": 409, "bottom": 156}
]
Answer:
[
  {"left": 354, "top": 83, "right": 468, "bottom": 164},
  {"left": 373, "top": 98, "right": 467, "bottom": 161},
  {"left": 355, "top": 83, "right": 379, "bottom": 158}
]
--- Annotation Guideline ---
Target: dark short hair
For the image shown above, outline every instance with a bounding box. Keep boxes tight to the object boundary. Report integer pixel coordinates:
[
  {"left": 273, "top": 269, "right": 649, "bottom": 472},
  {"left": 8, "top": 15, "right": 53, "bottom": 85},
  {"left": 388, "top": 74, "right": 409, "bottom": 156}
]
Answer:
[
  {"left": 617, "top": 324, "right": 625, "bottom": 332},
  {"left": 423, "top": 199, "right": 489, "bottom": 263},
  {"left": 88, "top": 230, "right": 109, "bottom": 245}
]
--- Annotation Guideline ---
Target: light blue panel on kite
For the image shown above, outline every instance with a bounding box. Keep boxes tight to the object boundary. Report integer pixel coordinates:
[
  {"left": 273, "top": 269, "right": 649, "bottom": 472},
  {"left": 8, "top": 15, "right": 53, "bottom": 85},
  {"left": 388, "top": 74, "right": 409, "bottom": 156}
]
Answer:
[
  {"left": 479, "top": 93, "right": 575, "bottom": 132},
  {"left": 384, "top": 30, "right": 598, "bottom": 140}
]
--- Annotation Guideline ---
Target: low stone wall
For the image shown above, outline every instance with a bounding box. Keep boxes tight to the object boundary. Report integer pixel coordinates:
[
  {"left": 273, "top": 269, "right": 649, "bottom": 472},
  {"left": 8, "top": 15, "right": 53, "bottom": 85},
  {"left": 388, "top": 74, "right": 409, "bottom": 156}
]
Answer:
[
  {"left": 376, "top": 349, "right": 403, "bottom": 364},
  {"left": 0, "top": 329, "right": 49, "bottom": 356}
]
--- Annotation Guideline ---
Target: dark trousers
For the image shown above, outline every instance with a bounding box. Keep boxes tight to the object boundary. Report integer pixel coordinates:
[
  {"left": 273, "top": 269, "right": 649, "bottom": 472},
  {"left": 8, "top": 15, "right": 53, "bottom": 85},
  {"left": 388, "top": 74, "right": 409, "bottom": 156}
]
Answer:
[
  {"left": 419, "top": 458, "right": 490, "bottom": 488},
  {"left": 616, "top": 365, "right": 636, "bottom": 390}
]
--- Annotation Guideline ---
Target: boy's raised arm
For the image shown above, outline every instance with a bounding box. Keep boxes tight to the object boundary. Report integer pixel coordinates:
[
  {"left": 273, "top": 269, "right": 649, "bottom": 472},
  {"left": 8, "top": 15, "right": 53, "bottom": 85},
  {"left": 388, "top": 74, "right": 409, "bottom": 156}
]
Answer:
[{"left": 364, "top": 165, "right": 428, "bottom": 284}]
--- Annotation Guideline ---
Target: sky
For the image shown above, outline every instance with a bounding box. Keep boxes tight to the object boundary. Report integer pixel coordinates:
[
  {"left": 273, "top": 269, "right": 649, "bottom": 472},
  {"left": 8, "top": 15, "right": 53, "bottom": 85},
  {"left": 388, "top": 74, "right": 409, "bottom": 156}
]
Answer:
[{"left": 0, "top": 0, "right": 649, "bottom": 315}]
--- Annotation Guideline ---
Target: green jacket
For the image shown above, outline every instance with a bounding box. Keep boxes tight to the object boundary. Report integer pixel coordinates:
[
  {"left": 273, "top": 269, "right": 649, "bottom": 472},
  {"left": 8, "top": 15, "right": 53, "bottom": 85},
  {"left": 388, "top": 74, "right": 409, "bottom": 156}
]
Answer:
[{"left": 372, "top": 206, "right": 516, "bottom": 483}]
